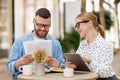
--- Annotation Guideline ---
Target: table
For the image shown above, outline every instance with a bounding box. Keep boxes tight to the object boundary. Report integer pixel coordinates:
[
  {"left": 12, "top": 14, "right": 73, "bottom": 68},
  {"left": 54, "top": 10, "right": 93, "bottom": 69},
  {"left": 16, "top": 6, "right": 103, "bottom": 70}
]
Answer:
[{"left": 18, "top": 72, "right": 98, "bottom": 80}]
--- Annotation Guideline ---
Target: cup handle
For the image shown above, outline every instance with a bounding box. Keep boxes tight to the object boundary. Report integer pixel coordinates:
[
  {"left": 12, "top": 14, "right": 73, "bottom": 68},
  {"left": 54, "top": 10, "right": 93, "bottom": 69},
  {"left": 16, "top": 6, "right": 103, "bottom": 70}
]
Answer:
[{"left": 19, "top": 66, "right": 23, "bottom": 72}]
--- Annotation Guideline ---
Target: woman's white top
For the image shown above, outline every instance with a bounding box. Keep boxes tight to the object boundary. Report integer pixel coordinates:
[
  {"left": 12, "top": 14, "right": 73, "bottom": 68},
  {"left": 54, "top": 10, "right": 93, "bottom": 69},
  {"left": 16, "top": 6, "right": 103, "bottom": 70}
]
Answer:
[{"left": 76, "top": 34, "right": 115, "bottom": 78}]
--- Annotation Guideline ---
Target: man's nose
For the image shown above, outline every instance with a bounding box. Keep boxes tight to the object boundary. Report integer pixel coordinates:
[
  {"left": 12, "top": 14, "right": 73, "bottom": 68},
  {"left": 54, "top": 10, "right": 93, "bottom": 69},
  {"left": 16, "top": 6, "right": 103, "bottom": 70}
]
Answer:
[{"left": 40, "top": 26, "right": 46, "bottom": 30}]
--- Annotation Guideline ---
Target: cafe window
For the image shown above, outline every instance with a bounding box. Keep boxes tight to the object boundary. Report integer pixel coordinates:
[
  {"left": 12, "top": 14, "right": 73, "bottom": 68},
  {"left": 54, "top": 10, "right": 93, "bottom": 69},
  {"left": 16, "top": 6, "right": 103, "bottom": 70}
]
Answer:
[{"left": 0, "top": 0, "right": 12, "bottom": 58}]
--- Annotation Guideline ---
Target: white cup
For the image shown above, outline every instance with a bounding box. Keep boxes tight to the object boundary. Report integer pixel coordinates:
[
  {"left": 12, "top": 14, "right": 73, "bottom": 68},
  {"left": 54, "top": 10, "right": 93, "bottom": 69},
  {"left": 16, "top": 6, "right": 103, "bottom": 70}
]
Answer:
[
  {"left": 19, "top": 65, "right": 33, "bottom": 76},
  {"left": 63, "top": 67, "right": 74, "bottom": 77}
]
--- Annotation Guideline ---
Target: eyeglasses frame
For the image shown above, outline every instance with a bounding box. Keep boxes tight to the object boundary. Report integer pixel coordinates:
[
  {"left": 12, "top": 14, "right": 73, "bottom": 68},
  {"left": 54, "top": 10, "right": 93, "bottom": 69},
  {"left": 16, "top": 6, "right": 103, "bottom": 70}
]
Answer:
[
  {"left": 75, "top": 20, "right": 89, "bottom": 29},
  {"left": 34, "top": 19, "right": 51, "bottom": 29}
]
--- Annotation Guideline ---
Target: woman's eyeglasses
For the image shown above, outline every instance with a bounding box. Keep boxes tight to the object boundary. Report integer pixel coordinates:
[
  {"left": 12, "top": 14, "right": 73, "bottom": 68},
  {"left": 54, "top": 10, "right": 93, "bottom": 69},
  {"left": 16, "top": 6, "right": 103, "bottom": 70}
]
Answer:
[
  {"left": 75, "top": 20, "right": 89, "bottom": 29},
  {"left": 34, "top": 19, "right": 51, "bottom": 29}
]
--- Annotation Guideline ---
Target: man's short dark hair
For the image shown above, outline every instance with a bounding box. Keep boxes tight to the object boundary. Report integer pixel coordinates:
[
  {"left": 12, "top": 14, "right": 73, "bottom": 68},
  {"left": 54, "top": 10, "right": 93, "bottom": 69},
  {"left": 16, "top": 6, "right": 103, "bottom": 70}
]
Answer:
[{"left": 35, "top": 8, "right": 51, "bottom": 19}]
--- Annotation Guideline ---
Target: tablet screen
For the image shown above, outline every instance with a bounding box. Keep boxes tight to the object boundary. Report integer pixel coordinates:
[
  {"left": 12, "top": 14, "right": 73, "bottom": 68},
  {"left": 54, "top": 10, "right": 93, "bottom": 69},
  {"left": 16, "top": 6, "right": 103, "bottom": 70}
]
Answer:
[{"left": 64, "top": 53, "right": 90, "bottom": 72}]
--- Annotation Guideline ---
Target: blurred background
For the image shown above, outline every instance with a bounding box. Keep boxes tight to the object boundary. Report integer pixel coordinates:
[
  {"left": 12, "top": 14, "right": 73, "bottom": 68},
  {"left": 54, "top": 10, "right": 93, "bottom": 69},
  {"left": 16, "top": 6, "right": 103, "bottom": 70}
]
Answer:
[{"left": 0, "top": 0, "right": 120, "bottom": 80}]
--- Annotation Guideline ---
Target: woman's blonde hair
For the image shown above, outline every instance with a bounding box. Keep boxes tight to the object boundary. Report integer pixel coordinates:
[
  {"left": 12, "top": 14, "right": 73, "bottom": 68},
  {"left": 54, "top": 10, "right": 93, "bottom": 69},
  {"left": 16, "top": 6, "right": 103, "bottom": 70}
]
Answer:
[{"left": 76, "top": 12, "right": 105, "bottom": 38}]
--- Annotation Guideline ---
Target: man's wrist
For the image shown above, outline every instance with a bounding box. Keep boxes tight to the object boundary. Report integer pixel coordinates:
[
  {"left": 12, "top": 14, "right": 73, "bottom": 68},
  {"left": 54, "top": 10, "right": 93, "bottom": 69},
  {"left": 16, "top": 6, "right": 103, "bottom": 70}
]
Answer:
[
  {"left": 57, "top": 63, "right": 64, "bottom": 68},
  {"left": 15, "top": 60, "right": 22, "bottom": 70},
  {"left": 57, "top": 63, "right": 60, "bottom": 67}
]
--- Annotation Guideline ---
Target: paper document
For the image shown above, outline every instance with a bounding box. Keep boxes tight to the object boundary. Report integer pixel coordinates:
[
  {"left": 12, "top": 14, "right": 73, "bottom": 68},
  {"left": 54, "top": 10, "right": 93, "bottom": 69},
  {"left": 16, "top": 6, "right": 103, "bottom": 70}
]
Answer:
[{"left": 23, "top": 40, "right": 52, "bottom": 56}]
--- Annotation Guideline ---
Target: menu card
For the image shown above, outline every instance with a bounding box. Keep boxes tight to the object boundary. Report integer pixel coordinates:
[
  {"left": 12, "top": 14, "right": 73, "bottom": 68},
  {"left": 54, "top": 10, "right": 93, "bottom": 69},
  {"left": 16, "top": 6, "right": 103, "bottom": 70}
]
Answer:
[{"left": 23, "top": 40, "right": 52, "bottom": 56}]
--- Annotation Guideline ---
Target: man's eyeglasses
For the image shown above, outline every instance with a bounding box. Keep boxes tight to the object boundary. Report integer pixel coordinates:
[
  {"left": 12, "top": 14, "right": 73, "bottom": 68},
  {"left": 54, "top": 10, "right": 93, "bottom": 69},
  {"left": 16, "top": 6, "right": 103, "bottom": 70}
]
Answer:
[
  {"left": 75, "top": 20, "right": 89, "bottom": 29},
  {"left": 34, "top": 19, "right": 51, "bottom": 29}
]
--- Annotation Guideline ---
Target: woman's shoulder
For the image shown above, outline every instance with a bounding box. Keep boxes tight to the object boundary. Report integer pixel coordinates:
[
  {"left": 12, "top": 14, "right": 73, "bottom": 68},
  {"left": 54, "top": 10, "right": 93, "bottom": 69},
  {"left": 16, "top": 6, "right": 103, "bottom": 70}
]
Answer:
[{"left": 99, "top": 36, "right": 113, "bottom": 47}]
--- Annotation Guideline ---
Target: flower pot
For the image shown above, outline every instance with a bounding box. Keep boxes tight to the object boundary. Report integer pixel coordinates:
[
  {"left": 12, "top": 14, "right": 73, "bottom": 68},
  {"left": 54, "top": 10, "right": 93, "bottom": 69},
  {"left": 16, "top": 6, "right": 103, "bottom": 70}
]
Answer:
[{"left": 35, "top": 63, "right": 45, "bottom": 76}]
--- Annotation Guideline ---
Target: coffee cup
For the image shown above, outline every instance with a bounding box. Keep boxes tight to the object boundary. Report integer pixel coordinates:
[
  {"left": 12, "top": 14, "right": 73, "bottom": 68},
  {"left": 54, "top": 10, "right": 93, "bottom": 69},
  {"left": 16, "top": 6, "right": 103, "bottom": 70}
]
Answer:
[
  {"left": 63, "top": 67, "right": 74, "bottom": 77},
  {"left": 19, "top": 65, "right": 33, "bottom": 75}
]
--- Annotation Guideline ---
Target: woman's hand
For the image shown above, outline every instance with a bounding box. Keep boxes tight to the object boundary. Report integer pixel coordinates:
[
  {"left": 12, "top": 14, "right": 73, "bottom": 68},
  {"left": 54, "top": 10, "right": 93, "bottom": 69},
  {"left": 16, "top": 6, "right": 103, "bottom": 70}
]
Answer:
[
  {"left": 66, "top": 61, "right": 77, "bottom": 69},
  {"left": 81, "top": 55, "right": 92, "bottom": 64}
]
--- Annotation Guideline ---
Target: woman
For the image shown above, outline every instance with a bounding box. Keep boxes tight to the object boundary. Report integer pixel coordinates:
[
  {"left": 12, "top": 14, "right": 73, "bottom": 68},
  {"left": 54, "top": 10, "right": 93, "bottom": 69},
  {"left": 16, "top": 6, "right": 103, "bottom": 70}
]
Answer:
[{"left": 66, "top": 12, "right": 118, "bottom": 80}]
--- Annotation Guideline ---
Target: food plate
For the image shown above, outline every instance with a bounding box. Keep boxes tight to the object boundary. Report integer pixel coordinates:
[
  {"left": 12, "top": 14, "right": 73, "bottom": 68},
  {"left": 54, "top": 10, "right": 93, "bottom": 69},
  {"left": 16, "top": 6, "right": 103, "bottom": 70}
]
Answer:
[
  {"left": 50, "top": 67, "right": 63, "bottom": 73},
  {"left": 33, "top": 67, "right": 63, "bottom": 73}
]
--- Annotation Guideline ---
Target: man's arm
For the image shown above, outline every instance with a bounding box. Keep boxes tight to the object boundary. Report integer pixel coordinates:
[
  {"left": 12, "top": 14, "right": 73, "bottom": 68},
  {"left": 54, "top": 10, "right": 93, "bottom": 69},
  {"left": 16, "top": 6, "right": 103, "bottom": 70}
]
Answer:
[
  {"left": 53, "top": 41, "right": 66, "bottom": 68},
  {"left": 7, "top": 39, "right": 22, "bottom": 74}
]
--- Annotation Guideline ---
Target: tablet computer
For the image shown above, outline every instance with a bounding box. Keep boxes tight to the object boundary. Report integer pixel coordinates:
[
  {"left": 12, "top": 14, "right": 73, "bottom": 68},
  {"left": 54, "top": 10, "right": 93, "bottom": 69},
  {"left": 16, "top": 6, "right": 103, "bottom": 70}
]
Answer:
[{"left": 64, "top": 53, "right": 90, "bottom": 72}]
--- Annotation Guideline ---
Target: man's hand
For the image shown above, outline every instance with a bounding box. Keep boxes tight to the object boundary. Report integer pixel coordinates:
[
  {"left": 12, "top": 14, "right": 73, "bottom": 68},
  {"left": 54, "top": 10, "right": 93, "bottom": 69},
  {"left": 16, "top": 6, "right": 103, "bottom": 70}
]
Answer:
[
  {"left": 46, "top": 56, "right": 60, "bottom": 67},
  {"left": 15, "top": 54, "right": 34, "bottom": 70}
]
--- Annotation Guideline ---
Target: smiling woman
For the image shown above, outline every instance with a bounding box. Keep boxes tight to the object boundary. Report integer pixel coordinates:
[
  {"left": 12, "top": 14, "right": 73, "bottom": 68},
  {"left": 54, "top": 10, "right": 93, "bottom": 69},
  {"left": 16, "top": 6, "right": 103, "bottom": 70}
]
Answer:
[{"left": 66, "top": 12, "right": 118, "bottom": 80}]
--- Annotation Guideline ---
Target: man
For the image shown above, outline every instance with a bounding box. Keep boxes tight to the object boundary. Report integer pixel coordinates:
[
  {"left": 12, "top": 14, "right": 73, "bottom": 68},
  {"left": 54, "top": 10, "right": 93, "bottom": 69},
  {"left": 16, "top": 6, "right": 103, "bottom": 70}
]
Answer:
[{"left": 7, "top": 8, "right": 65, "bottom": 80}]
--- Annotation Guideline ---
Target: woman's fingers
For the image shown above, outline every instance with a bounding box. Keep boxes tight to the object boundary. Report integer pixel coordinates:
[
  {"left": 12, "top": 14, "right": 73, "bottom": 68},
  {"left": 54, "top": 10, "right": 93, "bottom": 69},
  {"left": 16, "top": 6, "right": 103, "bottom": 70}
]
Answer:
[
  {"left": 66, "top": 61, "right": 76, "bottom": 68},
  {"left": 82, "top": 56, "right": 92, "bottom": 64}
]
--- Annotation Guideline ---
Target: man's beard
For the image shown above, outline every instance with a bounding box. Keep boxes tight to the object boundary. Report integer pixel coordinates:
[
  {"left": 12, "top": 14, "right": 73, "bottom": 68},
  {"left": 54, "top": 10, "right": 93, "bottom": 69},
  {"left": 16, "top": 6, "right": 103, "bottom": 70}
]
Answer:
[{"left": 34, "top": 27, "right": 48, "bottom": 38}]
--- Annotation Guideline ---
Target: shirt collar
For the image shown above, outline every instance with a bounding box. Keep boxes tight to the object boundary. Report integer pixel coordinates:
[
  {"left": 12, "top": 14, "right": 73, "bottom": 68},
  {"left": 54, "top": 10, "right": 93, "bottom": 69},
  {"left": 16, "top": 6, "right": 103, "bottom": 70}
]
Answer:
[{"left": 83, "top": 34, "right": 103, "bottom": 47}]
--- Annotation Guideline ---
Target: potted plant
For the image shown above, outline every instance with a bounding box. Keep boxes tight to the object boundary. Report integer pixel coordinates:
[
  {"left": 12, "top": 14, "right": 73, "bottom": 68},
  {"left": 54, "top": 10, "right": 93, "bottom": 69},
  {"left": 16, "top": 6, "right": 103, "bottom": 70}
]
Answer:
[{"left": 33, "top": 48, "right": 48, "bottom": 76}]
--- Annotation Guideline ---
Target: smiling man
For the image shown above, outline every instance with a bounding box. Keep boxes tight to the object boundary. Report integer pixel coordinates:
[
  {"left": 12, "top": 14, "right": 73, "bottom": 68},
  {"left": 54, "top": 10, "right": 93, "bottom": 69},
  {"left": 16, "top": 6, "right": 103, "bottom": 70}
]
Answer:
[{"left": 7, "top": 8, "right": 65, "bottom": 80}]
